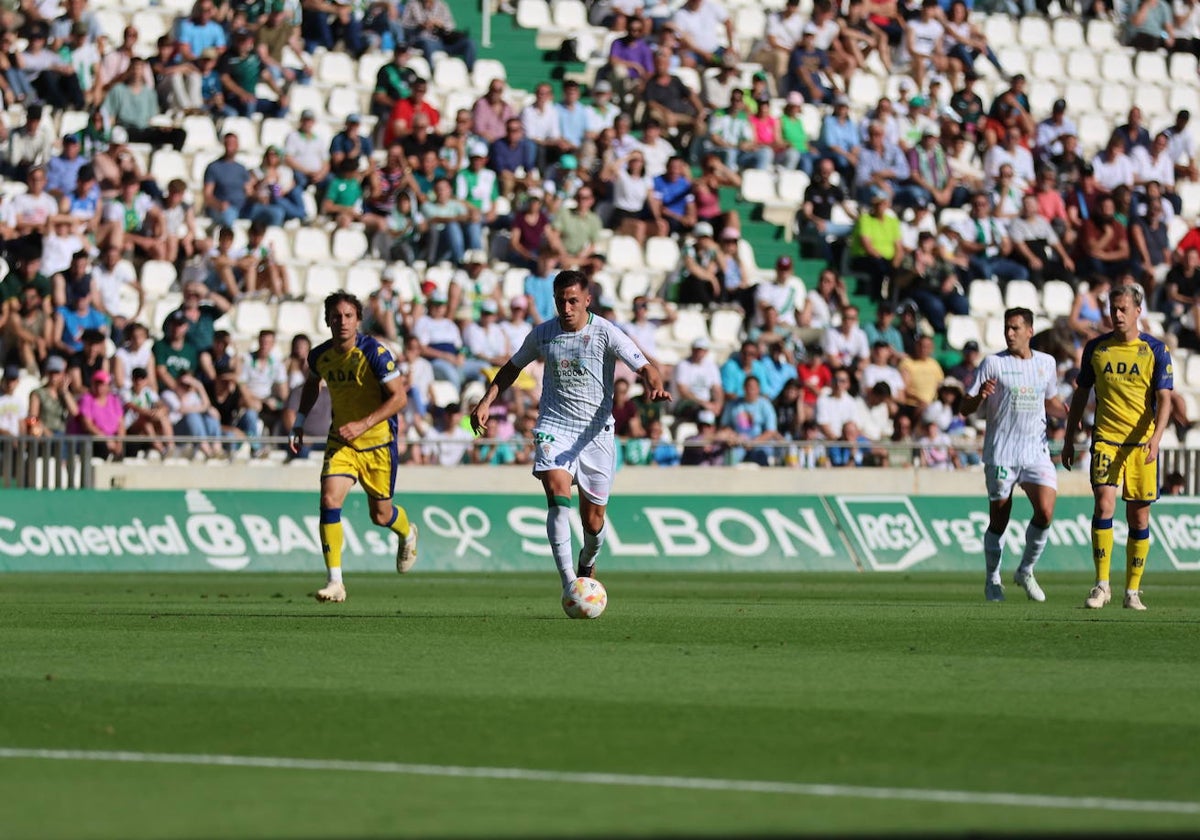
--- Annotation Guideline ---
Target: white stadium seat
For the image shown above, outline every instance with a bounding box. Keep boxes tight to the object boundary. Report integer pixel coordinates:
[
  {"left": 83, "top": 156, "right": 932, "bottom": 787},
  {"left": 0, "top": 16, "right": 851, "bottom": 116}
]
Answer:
[
  {"left": 276, "top": 300, "right": 317, "bottom": 340},
  {"left": 1004, "top": 279, "right": 1040, "bottom": 312},
  {"left": 968, "top": 280, "right": 1004, "bottom": 316},
  {"left": 294, "top": 228, "right": 332, "bottom": 264},
  {"left": 945, "top": 315, "right": 981, "bottom": 351},
  {"left": 605, "top": 235, "right": 644, "bottom": 270},
  {"left": 139, "top": 260, "right": 178, "bottom": 299},
  {"left": 303, "top": 265, "right": 341, "bottom": 302},
  {"left": 516, "top": 0, "right": 550, "bottom": 30},
  {"left": 433, "top": 57, "right": 471, "bottom": 93},
  {"left": 739, "top": 169, "right": 776, "bottom": 205},
  {"left": 345, "top": 263, "right": 382, "bottom": 300},
  {"left": 1052, "top": 18, "right": 1085, "bottom": 49},
  {"left": 331, "top": 229, "right": 368, "bottom": 262},
  {"left": 1041, "top": 280, "right": 1075, "bottom": 318},
  {"left": 671, "top": 308, "right": 708, "bottom": 345},
  {"left": 644, "top": 236, "right": 681, "bottom": 273},
  {"left": 317, "top": 51, "right": 357, "bottom": 86}
]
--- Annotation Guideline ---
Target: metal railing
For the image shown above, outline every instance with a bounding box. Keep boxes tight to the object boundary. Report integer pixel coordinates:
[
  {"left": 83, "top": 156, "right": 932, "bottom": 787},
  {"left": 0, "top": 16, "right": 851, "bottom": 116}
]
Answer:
[{"left": 2, "top": 435, "right": 1196, "bottom": 493}]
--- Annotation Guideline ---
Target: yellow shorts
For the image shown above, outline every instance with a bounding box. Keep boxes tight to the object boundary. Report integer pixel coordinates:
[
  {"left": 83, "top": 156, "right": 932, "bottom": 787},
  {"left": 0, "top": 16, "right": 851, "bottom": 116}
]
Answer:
[
  {"left": 322, "top": 439, "right": 397, "bottom": 500},
  {"left": 1090, "top": 440, "right": 1158, "bottom": 502}
]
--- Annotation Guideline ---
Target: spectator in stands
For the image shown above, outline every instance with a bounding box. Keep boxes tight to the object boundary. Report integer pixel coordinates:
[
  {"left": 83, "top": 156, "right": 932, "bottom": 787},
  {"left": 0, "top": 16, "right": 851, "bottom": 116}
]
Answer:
[
  {"left": 489, "top": 118, "right": 539, "bottom": 199},
  {"left": 941, "top": 0, "right": 1003, "bottom": 82},
  {"left": 862, "top": 340, "right": 905, "bottom": 400},
  {"left": 219, "top": 27, "right": 288, "bottom": 118},
  {"left": 203, "top": 133, "right": 254, "bottom": 227},
  {"left": 72, "top": 368, "right": 124, "bottom": 459},
  {"left": 7, "top": 165, "right": 56, "bottom": 238},
  {"left": 894, "top": 299, "right": 924, "bottom": 355},
  {"left": 676, "top": 222, "right": 722, "bottom": 306},
  {"left": 322, "top": 158, "right": 366, "bottom": 228},
  {"left": 954, "top": 191, "right": 1028, "bottom": 286},
  {"left": 414, "top": 291, "right": 468, "bottom": 386},
  {"left": 1127, "top": 0, "right": 1176, "bottom": 51},
  {"left": 642, "top": 51, "right": 706, "bottom": 154},
  {"left": 720, "top": 375, "right": 780, "bottom": 466},
  {"left": 472, "top": 79, "right": 515, "bottom": 145},
  {"left": 123, "top": 366, "right": 173, "bottom": 458},
  {"left": 550, "top": 186, "right": 603, "bottom": 268},
  {"left": 815, "top": 367, "right": 862, "bottom": 461},
  {"left": 1009, "top": 193, "right": 1077, "bottom": 289},
  {"left": 112, "top": 322, "right": 155, "bottom": 394},
  {"left": 254, "top": 146, "right": 307, "bottom": 224},
  {"left": 240, "top": 329, "right": 286, "bottom": 436},
  {"left": 26, "top": 356, "right": 76, "bottom": 438},
  {"left": 777, "top": 92, "right": 815, "bottom": 175},
  {"left": 863, "top": 302, "right": 903, "bottom": 356},
  {"left": 1035, "top": 99, "right": 1077, "bottom": 164},
  {"left": 301, "top": 0, "right": 365, "bottom": 56},
  {"left": 1129, "top": 197, "right": 1172, "bottom": 285},
  {"left": 1162, "top": 247, "right": 1200, "bottom": 340},
  {"left": 1105, "top": 108, "right": 1146, "bottom": 157},
  {"left": 756, "top": 340, "right": 794, "bottom": 400},
  {"left": 899, "top": 333, "right": 943, "bottom": 412},
  {"left": 849, "top": 190, "right": 905, "bottom": 299},
  {"left": 4, "top": 284, "right": 52, "bottom": 375},
  {"left": 681, "top": 408, "right": 733, "bottom": 465},
  {"left": 701, "top": 52, "right": 740, "bottom": 112},
  {"left": 751, "top": 0, "right": 804, "bottom": 88},
  {"left": 981, "top": 125, "right": 1033, "bottom": 193},
  {"left": 1163, "top": 471, "right": 1187, "bottom": 495},
  {"left": 906, "top": 129, "right": 965, "bottom": 212},
  {"left": 377, "top": 190, "right": 427, "bottom": 264},
  {"left": 599, "top": 150, "right": 653, "bottom": 244},
  {"left": 176, "top": 0, "right": 227, "bottom": 62},
  {"left": 1091, "top": 136, "right": 1135, "bottom": 196},
  {"left": 385, "top": 77, "right": 440, "bottom": 146},
  {"left": 45, "top": 134, "right": 86, "bottom": 200},
  {"left": 330, "top": 113, "right": 373, "bottom": 173},
  {"left": 788, "top": 25, "right": 834, "bottom": 105},
  {"left": 1164, "top": 110, "right": 1197, "bottom": 183},
  {"left": 947, "top": 340, "right": 981, "bottom": 391},
  {"left": 1068, "top": 274, "right": 1110, "bottom": 343},
  {"left": 462, "top": 299, "right": 510, "bottom": 379},
  {"left": 1134, "top": 135, "right": 1179, "bottom": 211},
  {"left": 672, "top": 0, "right": 735, "bottom": 68},
  {"left": 418, "top": 177, "right": 471, "bottom": 265},
  {"left": 648, "top": 155, "right": 696, "bottom": 237},
  {"left": 720, "top": 339, "right": 763, "bottom": 399},
  {"left": 283, "top": 110, "right": 331, "bottom": 199},
  {"left": 822, "top": 304, "right": 870, "bottom": 369},
  {"left": 60, "top": 163, "right": 102, "bottom": 239},
  {"left": 20, "top": 24, "right": 84, "bottom": 110},
  {"left": 1076, "top": 194, "right": 1131, "bottom": 278},
  {"left": 65, "top": 328, "right": 109, "bottom": 394},
  {"left": 257, "top": 2, "right": 311, "bottom": 86},
  {"left": 517, "top": 83, "right": 564, "bottom": 172},
  {"left": 1, "top": 104, "right": 52, "bottom": 180},
  {"left": 100, "top": 172, "right": 167, "bottom": 260},
  {"left": 674, "top": 337, "right": 724, "bottom": 421},
  {"left": 103, "top": 57, "right": 186, "bottom": 151},
  {"left": 705, "top": 92, "right": 763, "bottom": 172},
  {"left": 987, "top": 75, "right": 1034, "bottom": 139},
  {"left": 402, "top": 0, "right": 476, "bottom": 70},
  {"left": 371, "top": 44, "right": 417, "bottom": 124},
  {"left": 169, "top": 282, "right": 228, "bottom": 368},
  {"left": 53, "top": 287, "right": 107, "bottom": 358},
  {"left": 817, "top": 96, "right": 860, "bottom": 186},
  {"left": 754, "top": 256, "right": 805, "bottom": 329},
  {"left": 905, "top": 0, "right": 948, "bottom": 93},
  {"left": 162, "top": 370, "right": 223, "bottom": 460},
  {"left": 917, "top": 412, "right": 959, "bottom": 469}
]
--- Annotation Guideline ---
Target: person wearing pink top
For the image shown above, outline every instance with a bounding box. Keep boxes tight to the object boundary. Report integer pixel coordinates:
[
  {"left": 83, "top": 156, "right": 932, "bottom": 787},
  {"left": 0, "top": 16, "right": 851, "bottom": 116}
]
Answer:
[{"left": 72, "top": 369, "right": 126, "bottom": 460}]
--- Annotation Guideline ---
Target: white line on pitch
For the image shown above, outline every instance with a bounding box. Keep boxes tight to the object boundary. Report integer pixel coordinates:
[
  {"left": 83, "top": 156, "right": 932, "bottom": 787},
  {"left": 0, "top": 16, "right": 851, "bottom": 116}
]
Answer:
[{"left": 1, "top": 747, "right": 1197, "bottom": 816}]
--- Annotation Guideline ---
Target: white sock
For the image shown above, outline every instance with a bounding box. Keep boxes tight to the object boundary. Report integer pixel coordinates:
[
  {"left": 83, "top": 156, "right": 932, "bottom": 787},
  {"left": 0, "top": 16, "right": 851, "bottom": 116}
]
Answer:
[
  {"left": 1126, "top": 589, "right": 1138, "bottom": 597},
  {"left": 578, "top": 522, "right": 607, "bottom": 570},
  {"left": 984, "top": 529, "right": 1003, "bottom": 584},
  {"left": 547, "top": 505, "right": 575, "bottom": 587},
  {"left": 328, "top": 567, "right": 343, "bottom": 584},
  {"left": 1018, "top": 523, "right": 1049, "bottom": 576}
]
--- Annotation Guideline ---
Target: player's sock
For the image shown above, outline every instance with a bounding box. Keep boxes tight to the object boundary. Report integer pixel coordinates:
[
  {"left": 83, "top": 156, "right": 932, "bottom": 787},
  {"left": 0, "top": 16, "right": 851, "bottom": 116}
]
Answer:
[
  {"left": 984, "top": 529, "right": 1003, "bottom": 584},
  {"left": 1091, "top": 517, "right": 1113, "bottom": 585},
  {"left": 1125, "top": 526, "right": 1150, "bottom": 594},
  {"left": 578, "top": 522, "right": 607, "bottom": 571},
  {"left": 1017, "top": 523, "right": 1050, "bottom": 576},
  {"left": 319, "top": 507, "right": 343, "bottom": 583},
  {"left": 547, "top": 496, "right": 574, "bottom": 587},
  {"left": 385, "top": 504, "right": 411, "bottom": 539}
]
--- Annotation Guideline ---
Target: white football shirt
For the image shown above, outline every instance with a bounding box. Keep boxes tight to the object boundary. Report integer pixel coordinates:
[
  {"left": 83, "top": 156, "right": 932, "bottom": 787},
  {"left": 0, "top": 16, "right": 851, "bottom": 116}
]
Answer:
[
  {"left": 968, "top": 349, "right": 1058, "bottom": 465},
  {"left": 511, "top": 313, "right": 648, "bottom": 441}
]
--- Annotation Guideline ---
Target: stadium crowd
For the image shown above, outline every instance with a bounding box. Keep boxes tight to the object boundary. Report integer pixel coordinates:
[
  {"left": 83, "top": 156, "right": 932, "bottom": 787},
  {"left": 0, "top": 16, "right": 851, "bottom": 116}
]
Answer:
[{"left": 0, "top": 0, "right": 1198, "bottom": 467}]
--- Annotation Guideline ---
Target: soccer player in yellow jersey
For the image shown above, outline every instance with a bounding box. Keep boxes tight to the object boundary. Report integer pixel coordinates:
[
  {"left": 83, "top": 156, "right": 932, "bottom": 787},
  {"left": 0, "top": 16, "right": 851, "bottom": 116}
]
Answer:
[
  {"left": 1062, "top": 284, "right": 1174, "bottom": 611},
  {"left": 289, "top": 292, "right": 417, "bottom": 603}
]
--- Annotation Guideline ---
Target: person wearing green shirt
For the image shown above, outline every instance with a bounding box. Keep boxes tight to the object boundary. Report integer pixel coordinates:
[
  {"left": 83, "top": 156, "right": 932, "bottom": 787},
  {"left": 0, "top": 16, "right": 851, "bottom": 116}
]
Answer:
[
  {"left": 218, "top": 27, "right": 288, "bottom": 117},
  {"left": 849, "top": 190, "right": 906, "bottom": 299},
  {"left": 780, "top": 91, "right": 815, "bottom": 175},
  {"left": 550, "top": 187, "right": 603, "bottom": 266},
  {"left": 420, "top": 176, "right": 472, "bottom": 265},
  {"left": 321, "top": 159, "right": 364, "bottom": 227},
  {"left": 103, "top": 57, "right": 187, "bottom": 150}
]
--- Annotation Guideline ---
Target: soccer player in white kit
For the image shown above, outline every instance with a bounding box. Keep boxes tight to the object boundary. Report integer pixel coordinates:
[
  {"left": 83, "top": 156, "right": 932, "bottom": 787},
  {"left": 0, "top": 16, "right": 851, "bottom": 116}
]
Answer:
[
  {"left": 470, "top": 270, "right": 670, "bottom": 588},
  {"left": 960, "top": 308, "right": 1067, "bottom": 602}
]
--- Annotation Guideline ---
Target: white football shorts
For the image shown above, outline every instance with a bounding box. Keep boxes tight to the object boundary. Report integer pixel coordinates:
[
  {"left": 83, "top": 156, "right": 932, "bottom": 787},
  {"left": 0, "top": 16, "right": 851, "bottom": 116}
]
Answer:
[
  {"left": 984, "top": 458, "right": 1058, "bottom": 501},
  {"left": 532, "top": 425, "right": 616, "bottom": 505}
]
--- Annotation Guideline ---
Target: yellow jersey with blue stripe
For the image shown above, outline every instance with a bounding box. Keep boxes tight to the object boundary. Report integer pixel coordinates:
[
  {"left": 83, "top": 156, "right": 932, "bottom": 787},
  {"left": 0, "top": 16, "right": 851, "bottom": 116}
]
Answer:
[
  {"left": 309, "top": 334, "right": 401, "bottom": 451},
  {"left": 1078, "top": 331, "right": 1173, "bottom": 446}
]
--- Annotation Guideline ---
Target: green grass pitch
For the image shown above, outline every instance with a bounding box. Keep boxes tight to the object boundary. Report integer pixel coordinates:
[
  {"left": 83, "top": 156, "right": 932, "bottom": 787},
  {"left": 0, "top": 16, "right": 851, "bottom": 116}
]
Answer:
[{"left": 1, "top": 572, "right": 1199, "bottom": 838}]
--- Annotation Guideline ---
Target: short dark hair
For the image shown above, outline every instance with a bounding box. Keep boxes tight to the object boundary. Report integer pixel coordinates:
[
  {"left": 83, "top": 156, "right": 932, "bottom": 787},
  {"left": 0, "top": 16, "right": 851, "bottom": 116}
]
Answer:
[
  {"left": 1004, "top": 307, "right": 1034, "bottom": 327},
  {"left": 552, "top": 269, "right": 589, "bottom": 294},
  {"left": 324, "top": 290, "right": 363, "bottom": 322}
]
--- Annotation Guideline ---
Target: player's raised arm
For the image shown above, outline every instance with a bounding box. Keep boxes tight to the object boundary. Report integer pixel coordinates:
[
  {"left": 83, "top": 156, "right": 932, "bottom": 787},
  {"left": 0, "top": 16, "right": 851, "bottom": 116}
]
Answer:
[
  {"left": 289, "top": 369, "right": 322, "bottom": 454},
  {"left": 470, "top": 360, "right": 522, "bottom": 436},
  {"left": 637, "top": 362, "right": 671, "bottom": 402}
]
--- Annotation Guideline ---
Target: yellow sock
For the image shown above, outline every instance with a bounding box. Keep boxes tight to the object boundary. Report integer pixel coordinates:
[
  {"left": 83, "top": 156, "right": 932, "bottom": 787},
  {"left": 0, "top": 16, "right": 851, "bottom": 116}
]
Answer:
[
  {"left": 387, "top": 505, "right": 410, "bottom": 539},
  {"left": 1126, "top": 527, "right": 1150, "bottom": 593},
  {"left": 1091, "top": 518, "right": 1113, "bottom": 584},
  {"left": 319, "top": 508, "right": 343, "bottom": 580}
]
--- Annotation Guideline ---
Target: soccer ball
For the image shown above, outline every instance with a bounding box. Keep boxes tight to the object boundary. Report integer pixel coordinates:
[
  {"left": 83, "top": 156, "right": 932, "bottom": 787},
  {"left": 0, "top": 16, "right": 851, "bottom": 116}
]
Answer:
[{"left": 562, "top": 577, "right": 607, "bottom": 619}]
